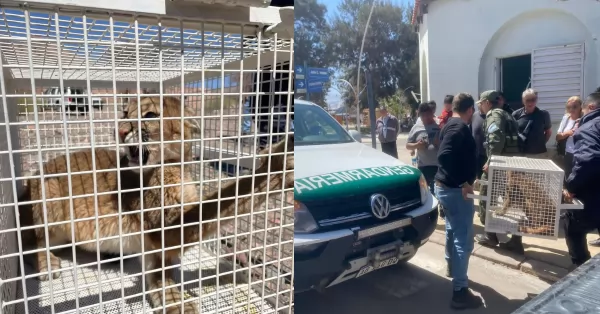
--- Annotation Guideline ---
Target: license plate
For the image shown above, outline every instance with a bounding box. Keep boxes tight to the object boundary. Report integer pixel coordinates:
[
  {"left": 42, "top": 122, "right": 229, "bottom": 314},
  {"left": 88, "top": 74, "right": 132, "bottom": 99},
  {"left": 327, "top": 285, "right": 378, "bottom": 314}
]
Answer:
[{"left": 356, "top": 257, "right": 399, "bottom": 278}]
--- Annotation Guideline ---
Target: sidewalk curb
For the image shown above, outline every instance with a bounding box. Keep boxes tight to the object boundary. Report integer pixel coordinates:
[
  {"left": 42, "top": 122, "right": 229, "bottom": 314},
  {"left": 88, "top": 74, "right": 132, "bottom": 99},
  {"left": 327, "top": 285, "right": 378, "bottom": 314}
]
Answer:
[{"left": 428, "top": 230, "right": 568, "bottom": 283}]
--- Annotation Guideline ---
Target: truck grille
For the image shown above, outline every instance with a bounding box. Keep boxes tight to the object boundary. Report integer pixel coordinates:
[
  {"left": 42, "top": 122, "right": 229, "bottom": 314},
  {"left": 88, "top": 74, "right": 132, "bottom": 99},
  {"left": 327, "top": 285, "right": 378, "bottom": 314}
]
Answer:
[{"left": 303, "top": 183, "right": 422, "bottom": 231}]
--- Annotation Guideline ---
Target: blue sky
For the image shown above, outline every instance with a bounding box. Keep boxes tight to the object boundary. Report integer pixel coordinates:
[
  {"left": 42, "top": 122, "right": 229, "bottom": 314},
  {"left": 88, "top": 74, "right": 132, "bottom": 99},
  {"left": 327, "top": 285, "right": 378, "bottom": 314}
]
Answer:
[{"left": 318, "top": 0, "right": 412, "bottom": 108}]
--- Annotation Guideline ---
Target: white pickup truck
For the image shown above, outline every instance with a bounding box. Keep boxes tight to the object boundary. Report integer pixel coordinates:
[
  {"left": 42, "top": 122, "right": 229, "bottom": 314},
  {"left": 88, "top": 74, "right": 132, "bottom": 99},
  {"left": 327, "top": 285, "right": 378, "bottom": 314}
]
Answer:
[{"left": 294, "top": 99, "right": 439, "bottom": 293}]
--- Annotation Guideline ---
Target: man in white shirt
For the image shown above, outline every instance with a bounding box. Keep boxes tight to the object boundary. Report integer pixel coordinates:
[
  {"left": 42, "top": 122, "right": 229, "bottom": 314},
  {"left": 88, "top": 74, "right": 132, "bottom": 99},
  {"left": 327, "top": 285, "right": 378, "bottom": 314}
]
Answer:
[{"left": 415, "top": 101, "right": 438, "bottom": 125}]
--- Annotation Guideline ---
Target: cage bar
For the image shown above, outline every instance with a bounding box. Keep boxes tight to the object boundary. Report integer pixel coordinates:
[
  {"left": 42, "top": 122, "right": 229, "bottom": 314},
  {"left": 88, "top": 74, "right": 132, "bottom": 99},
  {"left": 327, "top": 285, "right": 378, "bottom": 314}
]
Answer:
[
  {"left": 0, "top": 2, "right": 293, "bottom": 314},
  {"left": 483, "top": 156, "right": 569, "bottom": 240}
]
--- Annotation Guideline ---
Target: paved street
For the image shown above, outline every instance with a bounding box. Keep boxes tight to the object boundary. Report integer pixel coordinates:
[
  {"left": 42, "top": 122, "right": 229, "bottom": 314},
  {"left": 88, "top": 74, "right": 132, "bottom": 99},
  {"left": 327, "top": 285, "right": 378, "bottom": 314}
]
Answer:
[
  {"left": 295, "top": 242, "right": 550, "bottom": 314},
  {"left": 361, "top": 132, "right": 412, "bottom": 163}
]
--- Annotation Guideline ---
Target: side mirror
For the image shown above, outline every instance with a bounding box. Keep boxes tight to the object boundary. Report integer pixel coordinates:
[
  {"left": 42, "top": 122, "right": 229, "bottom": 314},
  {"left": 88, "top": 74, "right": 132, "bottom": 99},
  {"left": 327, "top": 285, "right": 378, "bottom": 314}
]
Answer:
[{"left": 348, "top": 130, "right": 362, "bottom": 143}]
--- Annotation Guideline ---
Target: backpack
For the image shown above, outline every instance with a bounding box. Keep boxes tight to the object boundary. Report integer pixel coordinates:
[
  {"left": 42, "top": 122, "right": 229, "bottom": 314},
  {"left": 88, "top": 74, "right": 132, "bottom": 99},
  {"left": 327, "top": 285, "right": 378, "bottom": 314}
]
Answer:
[{"left": 488, "top": 108, "right": 521, "bottom": 155}]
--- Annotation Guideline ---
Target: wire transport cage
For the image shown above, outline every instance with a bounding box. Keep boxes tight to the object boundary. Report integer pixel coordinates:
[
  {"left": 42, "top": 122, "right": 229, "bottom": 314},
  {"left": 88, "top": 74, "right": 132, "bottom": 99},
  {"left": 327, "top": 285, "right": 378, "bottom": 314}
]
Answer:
[
  {"left": 0, "top": 1, "right": 294, "bottom": 313},
  {"left": 477, "top": 156, "right": 583, "bottom": 240}
]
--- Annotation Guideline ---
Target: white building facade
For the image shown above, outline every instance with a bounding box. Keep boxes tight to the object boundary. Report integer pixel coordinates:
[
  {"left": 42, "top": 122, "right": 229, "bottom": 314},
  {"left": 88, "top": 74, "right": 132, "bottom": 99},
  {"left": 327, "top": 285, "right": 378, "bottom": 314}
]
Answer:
[{"left": 413, "top": 0, "right": 600, "bottom": 146}]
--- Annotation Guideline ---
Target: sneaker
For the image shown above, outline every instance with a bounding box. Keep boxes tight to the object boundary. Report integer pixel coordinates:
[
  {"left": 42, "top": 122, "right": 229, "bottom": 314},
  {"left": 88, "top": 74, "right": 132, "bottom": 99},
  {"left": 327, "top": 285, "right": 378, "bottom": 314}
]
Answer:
[
  {"left": 475, "top": 233, "right": 498, "bottom": 247},
  {"left": 589, "top": 238, "right": 600, "bottom": 247},
  {"left": 451, "top": 288, "right": 483, "bottom": 310}
]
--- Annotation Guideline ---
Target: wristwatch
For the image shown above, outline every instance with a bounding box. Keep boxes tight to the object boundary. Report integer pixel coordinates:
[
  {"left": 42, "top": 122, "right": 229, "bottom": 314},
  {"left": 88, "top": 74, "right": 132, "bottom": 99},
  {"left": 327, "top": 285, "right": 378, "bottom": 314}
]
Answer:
[{"left": 459, "top": 182, "right": 469, "bottom": 188}]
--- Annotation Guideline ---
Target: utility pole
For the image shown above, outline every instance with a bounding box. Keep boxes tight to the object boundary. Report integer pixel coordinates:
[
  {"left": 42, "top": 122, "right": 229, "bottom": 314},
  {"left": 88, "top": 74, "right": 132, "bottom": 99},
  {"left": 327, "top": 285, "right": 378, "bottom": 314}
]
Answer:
[
  {"left": 366, "top": 70, "right": 377, "bottom": 149},
  {"left": 356, "top": 0, "right": 376, "bottom": 130},
  {"left": 304, "top": 60, "right": 310, "bottom": 101}
]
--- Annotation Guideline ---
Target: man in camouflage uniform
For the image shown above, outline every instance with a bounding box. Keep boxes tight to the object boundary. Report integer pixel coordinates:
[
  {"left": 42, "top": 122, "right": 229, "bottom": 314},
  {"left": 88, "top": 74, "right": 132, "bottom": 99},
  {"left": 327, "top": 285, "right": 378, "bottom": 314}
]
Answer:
[{"left": 473, "top": 90, "right": 525, "bottom": 254}]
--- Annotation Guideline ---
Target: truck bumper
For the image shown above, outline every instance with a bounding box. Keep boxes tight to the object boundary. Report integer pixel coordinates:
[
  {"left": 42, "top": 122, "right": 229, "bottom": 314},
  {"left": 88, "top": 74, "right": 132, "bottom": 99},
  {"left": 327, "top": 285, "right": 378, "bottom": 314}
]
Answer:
[{"left": 294, "top": 195, "right": 439, "bottom": 293}]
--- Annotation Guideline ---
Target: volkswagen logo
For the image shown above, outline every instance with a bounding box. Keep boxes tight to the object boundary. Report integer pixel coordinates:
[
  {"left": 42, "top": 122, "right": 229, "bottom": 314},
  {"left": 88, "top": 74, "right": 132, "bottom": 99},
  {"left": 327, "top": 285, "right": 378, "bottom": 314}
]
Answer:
[{"left": 370, "top": 194, "right": 391, "bottom": 219}]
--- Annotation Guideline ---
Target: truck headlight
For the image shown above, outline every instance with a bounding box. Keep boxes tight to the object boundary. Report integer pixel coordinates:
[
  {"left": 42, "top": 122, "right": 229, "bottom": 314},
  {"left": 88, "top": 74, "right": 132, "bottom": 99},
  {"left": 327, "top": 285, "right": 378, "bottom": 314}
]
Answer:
[
  {"left": 294, "top": 200, "right": 318, "bottom": 233},
  {"left": 419, "top": 174, "right": 429, "bottom": 204}
]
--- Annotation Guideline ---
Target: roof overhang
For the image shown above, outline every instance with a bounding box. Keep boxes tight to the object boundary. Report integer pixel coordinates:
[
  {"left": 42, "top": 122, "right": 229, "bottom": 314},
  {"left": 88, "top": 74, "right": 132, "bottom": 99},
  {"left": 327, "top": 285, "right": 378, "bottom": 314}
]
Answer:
[
  {"left": 8, "top": 0, "right": 272, "bottom": 15},
  {"left": 0, "top": 5, "right": 291, "bottom": 82},
  {"left": 411, "top": 0, "right": 436, "bottom": 30}
]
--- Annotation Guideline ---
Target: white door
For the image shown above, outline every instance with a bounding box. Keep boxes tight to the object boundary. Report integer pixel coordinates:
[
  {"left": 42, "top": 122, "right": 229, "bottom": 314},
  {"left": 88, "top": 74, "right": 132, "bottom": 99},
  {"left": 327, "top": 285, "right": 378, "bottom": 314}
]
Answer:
[{"left": 531, "top": 44, "right": 585, "bottom": 125}]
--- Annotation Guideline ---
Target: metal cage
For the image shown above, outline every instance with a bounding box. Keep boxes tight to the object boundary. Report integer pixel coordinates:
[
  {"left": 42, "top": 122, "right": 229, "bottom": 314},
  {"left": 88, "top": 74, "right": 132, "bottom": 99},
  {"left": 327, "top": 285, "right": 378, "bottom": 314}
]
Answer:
[
  {"left": 0, "top": 1, "right": 294, "bottom": 313},
  {"left": 478, "top": 156, "right": 582, "bottom": 240}
]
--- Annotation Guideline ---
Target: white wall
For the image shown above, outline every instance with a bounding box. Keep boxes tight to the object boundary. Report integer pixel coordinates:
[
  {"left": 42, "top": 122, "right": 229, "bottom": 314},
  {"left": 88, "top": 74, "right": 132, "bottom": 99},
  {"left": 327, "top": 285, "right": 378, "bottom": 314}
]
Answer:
[{"left": 420, "top": 0, "right": 600, "bottom": 118}]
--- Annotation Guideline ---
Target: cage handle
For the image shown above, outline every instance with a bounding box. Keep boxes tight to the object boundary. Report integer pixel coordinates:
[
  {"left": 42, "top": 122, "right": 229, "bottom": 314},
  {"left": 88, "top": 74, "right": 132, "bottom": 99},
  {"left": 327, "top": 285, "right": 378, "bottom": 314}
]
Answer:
[
  {"left": 467, "top": 194, "right": 488, "bottom": 201},
  {"left": 467, "top": 179, "right": 488, "bottom": 201},
  {"left": 560, "top": 198, "right": 584, "bottom": 210}
]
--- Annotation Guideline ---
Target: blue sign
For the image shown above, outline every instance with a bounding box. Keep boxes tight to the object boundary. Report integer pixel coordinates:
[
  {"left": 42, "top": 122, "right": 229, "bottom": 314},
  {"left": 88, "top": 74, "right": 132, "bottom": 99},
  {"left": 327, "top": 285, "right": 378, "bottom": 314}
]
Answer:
[
  {"left": 307, "top": 80, "right": 326, "bottom": 93},
  {"left": 307, "top": 67, "right": 329, "bottom": 82},
  {"left": 295, "top": 79, "right": 307, "bottom": 93},
  {"left": 295, "top": 65, "right": 305, "bottom": 79}
]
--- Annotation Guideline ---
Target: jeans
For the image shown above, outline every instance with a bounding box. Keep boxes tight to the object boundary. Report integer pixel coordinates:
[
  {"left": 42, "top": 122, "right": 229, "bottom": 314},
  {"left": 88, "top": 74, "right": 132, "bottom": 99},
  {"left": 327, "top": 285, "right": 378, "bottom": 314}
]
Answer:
[
  {"left": 435, "top": 184, "right": 475, "bottom": 290},
  {"left": 418, "top": 165, "right": 438, "bottom": 194}
]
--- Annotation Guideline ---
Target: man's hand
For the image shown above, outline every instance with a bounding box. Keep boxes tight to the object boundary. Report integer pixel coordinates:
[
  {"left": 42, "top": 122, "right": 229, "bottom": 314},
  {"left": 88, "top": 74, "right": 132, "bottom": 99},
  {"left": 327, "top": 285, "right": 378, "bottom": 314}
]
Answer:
[
  {"left": 416, "top": 139, "right": 428, "bottom": 149},
  {"left": 563, "top": 129, "right": 575, "bottom": 137},
  {"left": 563, "top": 189, "right": 574, "bottom": 203},
  {"left": 483, "top": 163, "right": 489, "bottom": 173},
  {"left": 462, "top": 183, "right": 474, "bottom": 200}
]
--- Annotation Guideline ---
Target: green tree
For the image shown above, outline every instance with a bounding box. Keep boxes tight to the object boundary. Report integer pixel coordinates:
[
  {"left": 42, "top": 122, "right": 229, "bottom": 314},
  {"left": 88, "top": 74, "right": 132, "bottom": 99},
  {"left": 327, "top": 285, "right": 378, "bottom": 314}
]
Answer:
[
  {"left": 294, "top": 0, "right": 331, "bottom": 107},
  {"left": 326, "top": 0, "right": 419, "bottom": 110},
  {"left": 378, "top": 89, "right": 411, "bottom": 118}
]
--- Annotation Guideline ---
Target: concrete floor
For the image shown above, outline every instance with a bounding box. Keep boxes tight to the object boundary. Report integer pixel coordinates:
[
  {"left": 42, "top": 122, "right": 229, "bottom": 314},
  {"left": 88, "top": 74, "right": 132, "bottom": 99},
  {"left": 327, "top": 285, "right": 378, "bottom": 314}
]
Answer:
[
  {"left": 294, "top": 242, "right": 550, "bottom": 314},
  {"left": 361, "top": 133, "right": 412, "bottom": 162}
]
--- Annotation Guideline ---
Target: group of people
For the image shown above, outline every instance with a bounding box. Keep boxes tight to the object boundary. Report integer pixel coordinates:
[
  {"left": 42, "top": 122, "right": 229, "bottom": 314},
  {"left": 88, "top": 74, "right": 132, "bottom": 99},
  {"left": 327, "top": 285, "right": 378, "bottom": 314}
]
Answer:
[{"left": 375, "top": 87, "right": 600, "bottom": 310}]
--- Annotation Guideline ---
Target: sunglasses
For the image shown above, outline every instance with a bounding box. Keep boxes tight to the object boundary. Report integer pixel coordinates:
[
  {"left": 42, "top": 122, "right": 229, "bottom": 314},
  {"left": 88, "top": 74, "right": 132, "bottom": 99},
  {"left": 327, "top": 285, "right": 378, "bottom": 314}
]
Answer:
[
  {"left": 566, "top": 105, "right": 579, "bottom": 111},
  {"left": 525, "top": 98, "right": 537, "bottom": 103}
]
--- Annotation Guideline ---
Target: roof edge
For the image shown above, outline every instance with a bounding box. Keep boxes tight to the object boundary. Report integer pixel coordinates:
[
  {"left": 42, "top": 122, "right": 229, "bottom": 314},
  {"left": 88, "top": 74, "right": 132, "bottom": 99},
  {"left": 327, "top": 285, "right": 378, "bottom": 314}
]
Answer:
[{"left": 411, "top": 0, "right": 435, "bottom": 25}]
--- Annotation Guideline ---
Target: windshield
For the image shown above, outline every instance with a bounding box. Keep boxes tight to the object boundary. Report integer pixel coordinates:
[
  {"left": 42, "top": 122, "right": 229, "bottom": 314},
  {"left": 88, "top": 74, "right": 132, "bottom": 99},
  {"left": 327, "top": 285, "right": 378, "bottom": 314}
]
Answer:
[{"left": 295, "top": 102, "right": 354, "bottom": 146}]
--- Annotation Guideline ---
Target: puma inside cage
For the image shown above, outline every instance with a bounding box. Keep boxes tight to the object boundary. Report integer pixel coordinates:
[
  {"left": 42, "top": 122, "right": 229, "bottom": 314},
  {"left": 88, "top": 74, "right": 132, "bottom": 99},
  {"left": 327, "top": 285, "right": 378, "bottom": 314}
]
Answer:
[
  {"left": 480, "top": 156, "right": 582, "bottom": 240},
  {"left": 0, "top": 0, "right": 294, "bottom": 313}
]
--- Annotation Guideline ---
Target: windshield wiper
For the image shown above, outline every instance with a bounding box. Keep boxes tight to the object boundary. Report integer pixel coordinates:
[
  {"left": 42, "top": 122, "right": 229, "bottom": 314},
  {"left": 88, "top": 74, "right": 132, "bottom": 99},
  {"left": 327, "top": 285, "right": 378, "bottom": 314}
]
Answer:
[{"left": 296, "top": 140, "right": 352, "bottom": 146}]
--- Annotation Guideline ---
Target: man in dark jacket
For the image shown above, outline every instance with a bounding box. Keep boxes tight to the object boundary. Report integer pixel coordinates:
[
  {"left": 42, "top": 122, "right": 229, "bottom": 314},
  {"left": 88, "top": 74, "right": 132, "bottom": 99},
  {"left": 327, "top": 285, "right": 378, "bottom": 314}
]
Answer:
[
  {"left": 471, "top": 91, "right": 513, "bottom": 179},
  {"left": 474, "top": 90, "right": 524, "bottom": 254},
  {"left": 562, "top": 89, "right": 600, "bottom": 268},
  {"left": 376, "top": 106, "right": 400, "bottom": 158}
]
